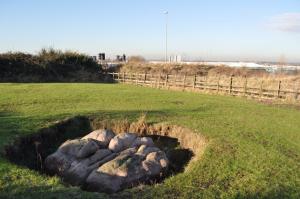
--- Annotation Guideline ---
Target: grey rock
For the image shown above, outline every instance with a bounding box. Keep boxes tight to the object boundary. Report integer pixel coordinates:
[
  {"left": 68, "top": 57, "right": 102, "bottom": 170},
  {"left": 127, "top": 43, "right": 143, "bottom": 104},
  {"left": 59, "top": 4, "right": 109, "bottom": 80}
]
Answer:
[
  {"left": 136, "top": 145, "right": 160, "bottom": 157},
  {"left": 85, "top": 171, "right": 124, "bottom": 193},
  {"left": 142, "top": 151, "right": 169, "bottom": 176},
  {"left": 77, "top": 139, "right": 100, "bottom": 159},
  {"left": 108, "top": 133, "right": 137, "bottom": 152},
  {"left": 44, "top": 151, "right": 75, "bottom": 175},
  {"left": 82, "top": 129, "right": 115, "bottom": 146},
  {"left": 131, "top": 137, "right": 155, "bottom": 148},
  {"left": 45, "top": 129, "right": 169, "bottom": 193},
  {"left": 98, "top": 147, "right": 138, "bottom": 176},
  {"left": 58, "top": 139, "right": 86, "bottom": 156},
  {"left": 63, "top": 149, "right": 112, "bottom": 185}
]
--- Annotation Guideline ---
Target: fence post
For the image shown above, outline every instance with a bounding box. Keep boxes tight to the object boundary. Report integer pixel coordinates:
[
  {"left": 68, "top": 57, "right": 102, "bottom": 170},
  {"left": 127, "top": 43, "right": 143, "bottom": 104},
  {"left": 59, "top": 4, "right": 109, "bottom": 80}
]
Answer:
[
  {"left": 203, "top": 76, "right": 206, "bottom": 91},
  {"left": 135, "top": 73, "right": 138, "bottom": 85},
  {"left": 294, "top": 81, "right": 299, "bottom": 100},
  {"left": 217, "top": 75, "right": 220, "bottom": 93},
  {"left": 165, "top": 74, "right": 169, "bottom": 87},
  {"left": 151, "top": 74, "right": 154, "bottom": 88},
  {"left": 277, "top": 80, "right": 282, "bottom": 98},
  {"left": 117, "top": 72, "right": 120, "bottom": 82},
  {"left": 129, "top": 73, "right": 133, "bottom": 84},
  {"left": 244, "top": 76, "right": 247, "bottom": 96},
  {"left": 229, "top": 75, "right": 233, "bottom": 94},
  {"left": 183, "top": 74, "right": 186, "bottom": 90},
  {"left": 112, "top": 72, "right": 115, "bottom": 80},
  {"left": 144, "top": 73, "right": 147, "bottom": 84},
  {"left": 260, "top": 80, "right": 264, "bottom": 98},
  {"left": 123, "top": 72, "right": 125, "bottom": 83},
  {"left": 153, "top": 74, "right": 155, "bottom": 87},
  {"left": 157, "top": 74, "right": 161, "bottom": 88},
  {"left": 174, "top": 74, "right": 177, "bottom": 87},
  {"left": 193, "top": 75, "right": 197, "bottom": 89}
]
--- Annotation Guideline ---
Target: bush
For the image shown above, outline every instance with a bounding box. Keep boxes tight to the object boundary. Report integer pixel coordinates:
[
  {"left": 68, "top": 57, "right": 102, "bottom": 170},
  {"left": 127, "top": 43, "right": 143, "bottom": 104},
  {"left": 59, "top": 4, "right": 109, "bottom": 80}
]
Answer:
[
  {"left": 0, "top": 48, "right": 102, "bottom": 82},
  {"left": 127, "top": 56, "right": 146, "bottom": 63}
]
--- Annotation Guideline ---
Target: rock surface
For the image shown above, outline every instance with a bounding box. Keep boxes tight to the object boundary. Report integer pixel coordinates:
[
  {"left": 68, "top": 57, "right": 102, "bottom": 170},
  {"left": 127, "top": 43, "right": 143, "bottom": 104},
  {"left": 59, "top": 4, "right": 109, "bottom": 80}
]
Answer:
[{"left": 45, "top": 130, "right": 168, "bottom": 193}]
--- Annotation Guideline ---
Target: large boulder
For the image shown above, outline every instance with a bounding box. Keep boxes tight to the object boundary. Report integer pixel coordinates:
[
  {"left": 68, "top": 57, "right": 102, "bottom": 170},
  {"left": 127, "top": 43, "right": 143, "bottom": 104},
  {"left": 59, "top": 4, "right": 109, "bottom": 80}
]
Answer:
[
  {"left": 85, "top": 145, "right": 169, "bottom": 193},
  {"left": 44, "top": 150, "right": 75, "bottom": 175},
  {"left": 63, "top": 149, "right": 114, "bottom": 185},
  {"left": 108, "top": 133, "right": 137, "bottom": 152},
  {"left": 82, "top": 129, "right": 115, "bottom": 146},
  {"left": 131, "top": 137, "right": 155, "bottom": 148},
  {"left": 59, "top": 139, "right": 87, "bottom": 156},
  {"left": 44, "top": 130, "right": 169, "bottom": 193},
  {"left": 136, "top": 144, "right": 160, "bottom": 156},
  {"left": 142, "top": 151, "right": 169, "bottom": 176},
  {"left": 45, "top": 139, "right": 87, "bottom": 175},
  {"left": 77, "top": 139, "right": 101, "bottom": 159}
]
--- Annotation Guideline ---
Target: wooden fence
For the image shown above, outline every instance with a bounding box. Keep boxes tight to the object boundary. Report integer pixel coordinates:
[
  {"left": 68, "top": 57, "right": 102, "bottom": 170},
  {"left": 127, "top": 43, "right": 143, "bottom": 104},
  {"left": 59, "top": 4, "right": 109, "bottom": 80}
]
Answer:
[{"left": 108, "top": 72, "right": 300, "bottom": 101}]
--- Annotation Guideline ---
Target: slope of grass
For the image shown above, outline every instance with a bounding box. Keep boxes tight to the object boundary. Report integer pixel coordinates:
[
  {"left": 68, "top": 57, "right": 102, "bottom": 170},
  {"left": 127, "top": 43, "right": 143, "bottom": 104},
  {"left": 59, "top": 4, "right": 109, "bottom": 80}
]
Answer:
[{"left": 0, "top": 83, "right": 299, "bottom": 199}]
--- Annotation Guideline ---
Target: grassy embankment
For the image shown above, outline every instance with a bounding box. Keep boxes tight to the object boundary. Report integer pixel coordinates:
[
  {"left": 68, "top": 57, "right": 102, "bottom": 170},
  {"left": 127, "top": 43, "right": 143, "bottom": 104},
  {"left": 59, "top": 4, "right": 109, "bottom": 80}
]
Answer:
[{"left": 0, "top": 83, "right": 299, "bottom": 198}]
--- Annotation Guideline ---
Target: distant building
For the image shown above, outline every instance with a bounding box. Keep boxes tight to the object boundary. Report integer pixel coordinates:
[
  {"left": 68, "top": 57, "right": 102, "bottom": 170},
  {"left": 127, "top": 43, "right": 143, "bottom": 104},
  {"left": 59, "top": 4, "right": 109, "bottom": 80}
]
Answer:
[
  {"left": 116, "top": 54, "right": 126, "bottom": 62},
  {"left": 91, "top": 56, "right": 97, "bottom": 61},
  {"left": 98, "top": 53, "right": 105, "bottom": 61},
  {"left": 169, "top": 55, "right": 182, "bottom": 63},
  {"left": 90, "top": 52, "right": 127, "bottom": 64}
]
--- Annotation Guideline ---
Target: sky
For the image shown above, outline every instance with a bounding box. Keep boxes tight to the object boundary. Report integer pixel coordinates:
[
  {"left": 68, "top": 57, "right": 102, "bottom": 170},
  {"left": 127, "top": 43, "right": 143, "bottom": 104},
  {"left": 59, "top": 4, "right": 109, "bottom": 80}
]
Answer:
[{"left": 0, "top": 0, "right": 300, "bottom": 62}]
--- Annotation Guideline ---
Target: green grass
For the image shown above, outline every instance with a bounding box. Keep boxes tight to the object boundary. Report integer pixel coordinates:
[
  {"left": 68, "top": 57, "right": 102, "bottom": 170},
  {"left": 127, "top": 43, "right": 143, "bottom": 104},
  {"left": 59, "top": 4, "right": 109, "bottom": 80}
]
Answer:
[{"left": 0, "top": 83, "right": 299, "bottom": 199}]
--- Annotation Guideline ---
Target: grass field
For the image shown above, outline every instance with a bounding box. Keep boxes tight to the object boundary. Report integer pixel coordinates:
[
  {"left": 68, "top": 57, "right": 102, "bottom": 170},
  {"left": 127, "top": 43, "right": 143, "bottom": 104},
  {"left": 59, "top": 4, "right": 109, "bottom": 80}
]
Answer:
[{"left": 0, "top": 83, "right": 300, "bottom": 199}]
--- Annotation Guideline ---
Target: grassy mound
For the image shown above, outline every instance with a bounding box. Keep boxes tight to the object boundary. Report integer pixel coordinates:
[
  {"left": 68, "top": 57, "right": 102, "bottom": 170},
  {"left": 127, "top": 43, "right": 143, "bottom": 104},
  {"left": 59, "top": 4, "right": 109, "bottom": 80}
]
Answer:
[{"left": 0, "top": 83, "right": 300, "bottom": 198}]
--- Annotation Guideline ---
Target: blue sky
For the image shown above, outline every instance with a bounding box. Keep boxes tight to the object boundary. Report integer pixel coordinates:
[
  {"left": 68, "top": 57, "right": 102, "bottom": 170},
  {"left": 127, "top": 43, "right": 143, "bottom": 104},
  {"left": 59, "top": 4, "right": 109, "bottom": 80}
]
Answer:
[{"left": 1, "top": 0, "right": 300, "bottom": 62}]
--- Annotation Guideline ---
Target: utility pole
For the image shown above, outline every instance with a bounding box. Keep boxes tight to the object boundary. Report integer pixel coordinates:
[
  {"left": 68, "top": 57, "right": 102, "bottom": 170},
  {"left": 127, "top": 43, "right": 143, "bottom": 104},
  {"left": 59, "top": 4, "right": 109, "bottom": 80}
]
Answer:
[{"left": 164, "top": 11, "right": 168, "bottom": 63}]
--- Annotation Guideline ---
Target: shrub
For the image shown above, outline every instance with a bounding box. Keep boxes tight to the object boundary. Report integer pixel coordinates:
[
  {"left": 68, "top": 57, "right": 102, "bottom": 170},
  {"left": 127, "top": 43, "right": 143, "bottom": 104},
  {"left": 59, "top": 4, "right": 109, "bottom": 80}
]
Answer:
[
  {"left": 127, "top": 55, "right": 146, "bottom": 63},
  {"left": 0, "top": 48, "right": 101, "bottom": 82}
]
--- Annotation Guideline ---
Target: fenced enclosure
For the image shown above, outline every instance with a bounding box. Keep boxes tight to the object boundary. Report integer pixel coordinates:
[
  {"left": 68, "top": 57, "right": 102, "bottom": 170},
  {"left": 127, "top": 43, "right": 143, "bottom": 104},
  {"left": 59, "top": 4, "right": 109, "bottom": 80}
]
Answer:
[{"left": 108, "top": 72, "right": 300, "bottom": 101}]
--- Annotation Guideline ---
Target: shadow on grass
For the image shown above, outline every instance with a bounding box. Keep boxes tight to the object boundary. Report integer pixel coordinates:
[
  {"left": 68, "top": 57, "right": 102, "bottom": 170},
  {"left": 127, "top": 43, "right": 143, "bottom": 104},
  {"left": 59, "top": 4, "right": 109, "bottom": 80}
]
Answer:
[
  {"left": 0, "top": 178, "right": 297, "bottom": 199},
  {"left": 0, "top": 183, "right": 107, "bottom": 199}
]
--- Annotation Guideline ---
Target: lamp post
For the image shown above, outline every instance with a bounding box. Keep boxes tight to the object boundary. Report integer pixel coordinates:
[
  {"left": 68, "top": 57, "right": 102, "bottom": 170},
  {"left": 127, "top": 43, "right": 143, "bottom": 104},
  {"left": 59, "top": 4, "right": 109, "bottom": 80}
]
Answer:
[{"left": 164, "top": 11, "right": 168, "bottom": 63}]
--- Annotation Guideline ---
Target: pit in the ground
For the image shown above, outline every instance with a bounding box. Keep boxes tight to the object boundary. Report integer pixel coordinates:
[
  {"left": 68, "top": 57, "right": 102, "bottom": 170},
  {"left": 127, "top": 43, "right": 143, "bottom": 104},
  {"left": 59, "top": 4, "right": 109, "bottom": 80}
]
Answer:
[{"left": 3, "top": 116, "right": 196, "bottom": 193}]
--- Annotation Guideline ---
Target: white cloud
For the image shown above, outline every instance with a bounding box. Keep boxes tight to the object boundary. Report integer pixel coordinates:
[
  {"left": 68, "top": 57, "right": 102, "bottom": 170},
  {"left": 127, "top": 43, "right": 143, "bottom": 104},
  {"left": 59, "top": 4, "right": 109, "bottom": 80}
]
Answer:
[{"left": 269, "top": 13, "right": 300, "bottom": 33}]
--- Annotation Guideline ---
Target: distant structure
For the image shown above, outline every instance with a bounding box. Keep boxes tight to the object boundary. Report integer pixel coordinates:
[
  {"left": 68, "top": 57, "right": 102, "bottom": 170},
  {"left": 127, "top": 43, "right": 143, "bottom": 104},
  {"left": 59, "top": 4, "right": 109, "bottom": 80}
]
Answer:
[
  {"left": 169, "top": 55, "right": 182, "bottom": 63},
  {"left": 98, "top": 53, "right": 106, "bottom": 61},
  {"left": 90, "top": 52, "right": 127, "bottom": 67},
  {"left": 116, "top": 54, "right": 126, "bottom": 62},
  {"left": 91, "top": 56, "right": 97, "bottom": 61}
]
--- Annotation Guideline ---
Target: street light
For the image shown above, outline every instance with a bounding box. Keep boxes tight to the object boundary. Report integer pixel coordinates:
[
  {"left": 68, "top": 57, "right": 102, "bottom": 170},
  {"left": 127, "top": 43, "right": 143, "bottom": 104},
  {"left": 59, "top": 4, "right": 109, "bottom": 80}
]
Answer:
[{"left": 164, "top": 11, "right": 168, "bottom": 63}]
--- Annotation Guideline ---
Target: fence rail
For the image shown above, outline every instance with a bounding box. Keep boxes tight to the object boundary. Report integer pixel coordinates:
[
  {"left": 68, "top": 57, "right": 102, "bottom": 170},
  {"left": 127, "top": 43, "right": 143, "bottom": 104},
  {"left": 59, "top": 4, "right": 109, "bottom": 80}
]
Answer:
[{"left": 108, "top": 72, "right": 300, "bottom": 101}]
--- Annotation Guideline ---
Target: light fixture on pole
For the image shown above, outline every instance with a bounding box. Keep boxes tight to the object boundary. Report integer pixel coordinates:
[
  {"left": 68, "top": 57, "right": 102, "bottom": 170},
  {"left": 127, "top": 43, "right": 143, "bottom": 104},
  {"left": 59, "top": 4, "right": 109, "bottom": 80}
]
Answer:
[{"left": 164, "top": 11, "right": 168, "bottom": 63}]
